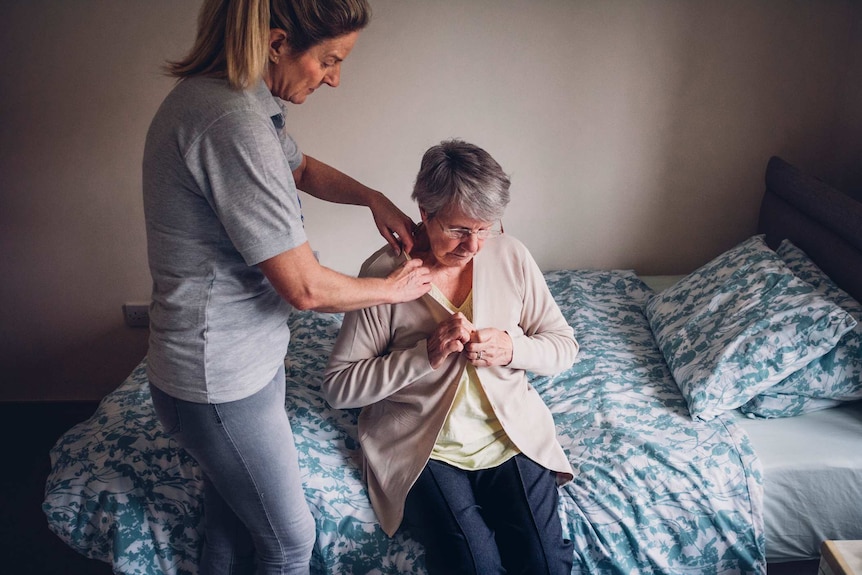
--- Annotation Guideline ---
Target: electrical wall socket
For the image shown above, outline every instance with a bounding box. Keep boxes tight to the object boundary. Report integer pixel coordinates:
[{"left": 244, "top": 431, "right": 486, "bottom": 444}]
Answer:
[{"left": 123, "top": 303, "right": 150, "bottom": 328}]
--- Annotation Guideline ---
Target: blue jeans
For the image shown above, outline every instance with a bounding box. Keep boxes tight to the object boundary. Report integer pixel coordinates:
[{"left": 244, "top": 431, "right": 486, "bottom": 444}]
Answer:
[
  {"left": 403, "top": 454, "right": 573, "bottom": 575},
  {"left": 150, "top": 366, "right": 316, "bottom": 575}
]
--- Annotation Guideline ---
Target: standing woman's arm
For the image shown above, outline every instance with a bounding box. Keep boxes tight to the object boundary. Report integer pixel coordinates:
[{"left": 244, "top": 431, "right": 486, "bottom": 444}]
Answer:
[
  {"left": 259, "top": 243, "right": 429, "bottom": 313},
  {"left": 292, "top": 154, "right": 416, "bottom": 255}
]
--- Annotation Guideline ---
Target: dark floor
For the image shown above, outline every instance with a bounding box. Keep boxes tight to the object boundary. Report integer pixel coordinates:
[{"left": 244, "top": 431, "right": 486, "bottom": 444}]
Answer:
[
  {"left": 0, "top": 401, "right": 822, "bottom": 575},
  {"left": 1, "top": 401, "right": 113, "bottom": 575},
  {"left": 769, "top": 559, "right": 820, "bottom": 575}
]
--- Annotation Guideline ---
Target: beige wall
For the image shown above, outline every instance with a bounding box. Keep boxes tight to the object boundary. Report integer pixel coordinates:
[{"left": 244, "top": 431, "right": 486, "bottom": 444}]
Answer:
[
  {"left": 829, "top": 5, "right": 862, "bottom": 199},
  {"left": 1, "top": 0, "right": 860, "bottom": 401}
]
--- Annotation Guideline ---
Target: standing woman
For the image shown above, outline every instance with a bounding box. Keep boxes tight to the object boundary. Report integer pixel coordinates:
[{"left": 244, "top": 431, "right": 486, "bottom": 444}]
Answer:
[{"left": 142, "top": 1, "right": 430, "bottom": 574}]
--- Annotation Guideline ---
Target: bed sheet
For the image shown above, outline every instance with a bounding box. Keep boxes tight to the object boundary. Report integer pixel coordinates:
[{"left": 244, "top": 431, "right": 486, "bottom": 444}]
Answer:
[
  {"left": 735, "top": 402, "right": 862, "bottom": 562},
  {"left": 44, "top": 269, "right": 765, "bottom": 574},
  {"left": 543, "top": 270, "right": 763, "bottom": 573}
]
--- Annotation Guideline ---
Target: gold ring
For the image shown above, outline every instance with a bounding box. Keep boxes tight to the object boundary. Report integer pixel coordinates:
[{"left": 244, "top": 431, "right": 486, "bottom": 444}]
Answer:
[{"left": 477, "top": 350, "right": 483, "bottom": 359}]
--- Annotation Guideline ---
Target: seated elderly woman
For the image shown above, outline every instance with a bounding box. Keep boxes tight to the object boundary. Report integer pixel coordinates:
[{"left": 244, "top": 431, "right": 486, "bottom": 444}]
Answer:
[{"left": 322, "top": 139, "right": 578, "bottom": 575}]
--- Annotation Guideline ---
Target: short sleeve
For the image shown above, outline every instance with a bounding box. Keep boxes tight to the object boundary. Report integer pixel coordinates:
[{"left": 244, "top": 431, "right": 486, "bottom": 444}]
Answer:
[{"left": 188, "top": 109, "right": 307, "bottom": 265}]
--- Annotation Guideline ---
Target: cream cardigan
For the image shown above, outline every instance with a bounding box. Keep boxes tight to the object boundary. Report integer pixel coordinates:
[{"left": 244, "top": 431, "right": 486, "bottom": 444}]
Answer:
[{"left": 322, "top": 234, "right": 577, "bottom": 536}]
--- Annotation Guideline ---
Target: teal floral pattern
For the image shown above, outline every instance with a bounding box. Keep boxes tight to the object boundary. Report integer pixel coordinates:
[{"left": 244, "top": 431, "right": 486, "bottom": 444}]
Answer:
[
  {"left": 645, "top": 235, "right": 856, "bottom": 421},
  {"left": 740, "top": 240, "right": 862, "bottom": 418},
  {"left": 44, "top": 270, "right": 765, "bottom": 574},
  {"left": 542, "top": 270, "right": 764, "bottom": 574},
  {"left": 42, "top": 362, "right": 204, "bottom": 575}
]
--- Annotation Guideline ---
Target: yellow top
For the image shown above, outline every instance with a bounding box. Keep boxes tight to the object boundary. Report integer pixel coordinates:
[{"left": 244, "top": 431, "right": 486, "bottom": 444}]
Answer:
[{"left": 428, "top": 285, "right": 520, "bottom": 470}]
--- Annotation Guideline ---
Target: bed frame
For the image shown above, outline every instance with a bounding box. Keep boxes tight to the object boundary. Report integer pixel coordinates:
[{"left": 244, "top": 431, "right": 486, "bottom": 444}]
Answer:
[
  {"left": 758, "top": 156, "right": 862, "bottom": 302},
  {"left": 754, "top": 156, "right": 862, "bottom": 571}
]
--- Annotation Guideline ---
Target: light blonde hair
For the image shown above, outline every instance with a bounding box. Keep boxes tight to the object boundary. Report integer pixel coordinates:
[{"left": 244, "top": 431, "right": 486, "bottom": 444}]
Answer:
[{"left": 167, "top": 0, "right": 370, "bottom": 90}]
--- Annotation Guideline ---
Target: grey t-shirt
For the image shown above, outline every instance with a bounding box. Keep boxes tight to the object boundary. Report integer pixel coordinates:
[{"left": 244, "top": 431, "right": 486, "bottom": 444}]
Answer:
[{"left": 143, "top": 76, "right": 306, "bottom": 403}]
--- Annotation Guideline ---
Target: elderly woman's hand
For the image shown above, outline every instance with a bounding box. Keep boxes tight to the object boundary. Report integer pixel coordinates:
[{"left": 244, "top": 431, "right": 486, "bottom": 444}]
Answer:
[
  {"left": 465, "top": 328, "right": 513, "bottom": 367},
  {"left": 427, "top": 313, "right": 514, "bottom": 369},
  {"left": 427, "top": 312, "right": 473, "bottom": 370},
  {"left": 368, "top": 192, "right": 417, "bottom": 256}
]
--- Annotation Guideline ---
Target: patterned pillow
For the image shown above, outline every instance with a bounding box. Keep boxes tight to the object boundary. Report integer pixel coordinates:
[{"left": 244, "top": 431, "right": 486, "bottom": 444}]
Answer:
[
  {"left": 645, "top": 235, "right": 857, "bottom": 421},
  {"left": 739, "top": 240, "right": 862, "bottom": 418}
]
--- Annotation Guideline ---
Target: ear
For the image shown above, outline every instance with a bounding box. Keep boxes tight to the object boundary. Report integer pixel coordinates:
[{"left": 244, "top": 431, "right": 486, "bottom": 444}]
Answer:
[
  {"left": 419, "top": 207, "right": 429, "bottom": 223},
  {"left": 269, "top": 28, "right": 289, "bottom": 59}
]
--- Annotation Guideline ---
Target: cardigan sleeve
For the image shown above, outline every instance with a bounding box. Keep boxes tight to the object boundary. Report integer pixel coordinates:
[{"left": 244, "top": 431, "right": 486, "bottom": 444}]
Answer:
[
  {"left": 506, "top": 246, "right": 579, "bottom": 375},
  {"left": 321, "top": 302, "right": 436, "bottom": 409},
  {"left": 322, "top": 247, "right": 439, "bottom": 409}
]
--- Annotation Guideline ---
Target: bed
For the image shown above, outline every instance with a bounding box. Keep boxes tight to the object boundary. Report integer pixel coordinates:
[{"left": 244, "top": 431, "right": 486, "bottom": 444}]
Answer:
[{"left": 44, "top": 156, "right": 862, "bottom": 574}]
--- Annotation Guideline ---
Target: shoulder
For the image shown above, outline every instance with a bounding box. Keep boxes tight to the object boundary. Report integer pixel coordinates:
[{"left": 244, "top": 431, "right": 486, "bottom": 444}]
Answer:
[
  {"left": 477, "top": 234, "right": 544, "bottom": 284},
  {"left": 359, "top": 244, "right": 404, "bottom": 279},
  {"left": 482, "top": 233, "right": 531, "bottom": 260},
  {"left": 156, "top": 78, "right": 278, "bottom": 135}
]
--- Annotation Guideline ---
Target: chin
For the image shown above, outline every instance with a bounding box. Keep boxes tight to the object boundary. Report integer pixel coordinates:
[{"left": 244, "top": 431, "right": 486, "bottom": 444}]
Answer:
[{"left": 448, "top": 254, "right": 474, "bottom": 264}]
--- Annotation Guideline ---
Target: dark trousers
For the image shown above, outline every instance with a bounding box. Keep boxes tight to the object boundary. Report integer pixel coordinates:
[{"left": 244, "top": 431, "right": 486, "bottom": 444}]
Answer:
[{"left": 403, "top": 454, "right": 573, "bottom": 575}]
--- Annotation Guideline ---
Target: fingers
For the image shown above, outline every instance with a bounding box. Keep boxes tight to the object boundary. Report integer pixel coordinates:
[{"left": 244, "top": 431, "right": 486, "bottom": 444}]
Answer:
[
  {"left": 398, "top": 232, "right": 414, "bottom": 256},
  {"left": 369, "top": 194, "right": 416, "bottom": 256},
  {"left": 389, "top": 214, "right": 416, "bottom": 244},
  {"left": 427, "top": 323, "right": 466, "bottom": 369},
  {"left": 402, "top": 258, "right": 424, "bottom": 271},
  {"left": 464, "top": 328, "right": 513, "bottom": 366},
  {"left": 431, "top": 324, "right": 510, "bottom": 368},
  {"left": 465, "top": 343, "right": 493, "bottom": 364},
  {"left": 386, "top": 259, "right": 431, "bottom": 304},
  {"left": 381, "top": 228, "right": 401, "bottom": 255},
  {"left": 389, "top": 216, "right": 417, "bottom": 256},
  {"left": 407, "top": 261, "right": 432, "bottom": 287},
  {"left": 445, "top": 313, "right": 473, "bottom": 343},
  {"left": 445, "top": 338, "right": 465, "bottom": 355},
  {"left": 398, "top": 258, "right": 431, "bottom": 284}
]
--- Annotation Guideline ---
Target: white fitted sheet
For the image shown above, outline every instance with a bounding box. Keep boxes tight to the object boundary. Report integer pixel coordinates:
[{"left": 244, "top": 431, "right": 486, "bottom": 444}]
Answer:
[{"left": 736, "top": 401, "right": 862, "bottom": 562}]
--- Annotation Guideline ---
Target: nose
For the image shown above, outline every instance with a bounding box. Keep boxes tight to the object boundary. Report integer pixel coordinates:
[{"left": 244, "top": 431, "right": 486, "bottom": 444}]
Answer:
[
  {"left": 462, "top": 233, "right": 481, "bottom": 252},
  {"left": 324, "top": 64, "right": 341, "bottom": 87}
]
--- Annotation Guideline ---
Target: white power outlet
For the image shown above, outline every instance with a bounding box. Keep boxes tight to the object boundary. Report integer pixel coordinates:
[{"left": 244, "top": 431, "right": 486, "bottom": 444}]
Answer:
[{"left": 123, "top": 303, "right": 150, "bottom": 328}]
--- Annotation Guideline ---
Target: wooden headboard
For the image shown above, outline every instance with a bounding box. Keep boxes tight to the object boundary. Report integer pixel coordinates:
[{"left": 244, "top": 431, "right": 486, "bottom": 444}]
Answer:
[{"left": 758, "top": 156, "right": 862, "bottom": 304}]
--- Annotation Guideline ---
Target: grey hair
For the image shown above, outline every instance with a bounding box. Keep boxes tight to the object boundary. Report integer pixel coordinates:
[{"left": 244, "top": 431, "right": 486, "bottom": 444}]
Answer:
[{"left": 411, "top": 139, "right": 511, "bottom": 221}]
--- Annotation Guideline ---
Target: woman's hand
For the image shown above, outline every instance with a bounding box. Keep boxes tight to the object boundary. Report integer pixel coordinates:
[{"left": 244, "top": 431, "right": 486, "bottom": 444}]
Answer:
[
  {"left": 368, "top": 192, "right": 417, "bottom": 255},
  {"left": 427, "top": 313, "right": 514, "bottom": 369},
  {"left": 291, "top": 156, "right": 417, "bottom": 255},
  {"left": 465, "top": 328, "right": 513, "bottom": 367},
  {"left": 384, "top": 259, "right": 431, "bottom": 303},
  {"left": 427, "top": 312, "right": 474, "bottom": 369}
]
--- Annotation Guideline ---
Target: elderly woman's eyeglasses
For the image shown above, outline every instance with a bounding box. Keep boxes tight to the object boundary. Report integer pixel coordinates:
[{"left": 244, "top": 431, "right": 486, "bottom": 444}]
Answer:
[{"left": 436, "top": 219, "right": 503, "bottom": 240}]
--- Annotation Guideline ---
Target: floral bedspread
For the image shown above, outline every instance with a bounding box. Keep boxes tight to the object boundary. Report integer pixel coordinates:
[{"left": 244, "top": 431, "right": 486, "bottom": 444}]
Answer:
[{"left": 43, "top": 269, "right": 765, "bottom": 574}]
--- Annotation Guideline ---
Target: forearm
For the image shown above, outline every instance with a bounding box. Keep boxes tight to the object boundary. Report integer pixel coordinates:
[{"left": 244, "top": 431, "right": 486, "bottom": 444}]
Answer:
[
  {"left": 294, "top": 154, "right": 382, "bottom": 208},
  {"left": 322, "top": 305, "right": 434, "bottom": 408},
  {"left": 260, "top": 243, "right": 392, "bottom": 313},
  {"left": 286, "top": 271, "right": 391, "bottom": 314},
  {"left": 324, "top": 344, "right": 433, "bottom": 408},
  {"left": 292, "top": 154, "right": 415, "bottom": 254},
  {"left": 507, "top": 248, "right": 579, "bottom": 374},
  {"left": 508, "top": 329, "right": 578, "bottom": 375}
]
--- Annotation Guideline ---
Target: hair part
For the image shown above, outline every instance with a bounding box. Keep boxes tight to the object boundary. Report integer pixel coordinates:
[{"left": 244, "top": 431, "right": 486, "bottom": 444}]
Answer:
[
  {"left": 166, "top": 0, "right": 370, "bottom": 89},
  {"left": 412, "top": 139, "right": 511, "bottom": 222},
  {"left": 271, "top": 0, "right": 370, "bottom": 57}
]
